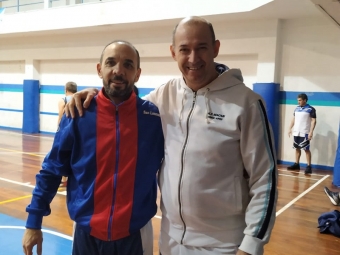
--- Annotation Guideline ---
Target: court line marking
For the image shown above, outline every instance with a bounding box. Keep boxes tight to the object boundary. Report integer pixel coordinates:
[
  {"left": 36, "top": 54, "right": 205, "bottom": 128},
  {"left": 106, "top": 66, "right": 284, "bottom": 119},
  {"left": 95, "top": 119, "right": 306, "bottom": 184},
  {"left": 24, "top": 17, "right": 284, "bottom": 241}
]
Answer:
[
  {"left": 278, "top": 173, "right": 320, "bottom": 181},
  {"left": 276, "top": 174, "right": 329, "bottom": 216},
  {"left": 0, "top": 174, "right": 331, "bottom": 220},
  {"left": 0, "top": 177, "right": 66, "bottom": 196},
  {"left": 278, "top": 168, "right": 329, "bottom": 177},
  {"left": 0, "top": 226, "right": 72, "bottom": 240},
  {"left": 0, "top": 130, "right": 54, "bottom": 140},
  {"left": 0, "top": 195, "right": 32, "bottom": 205},
  {"left": 0, "top": 172, "right": 329, "bottom": 244},
  {"left": 0, "top": 148, "right": 45, "bottom": 158}
]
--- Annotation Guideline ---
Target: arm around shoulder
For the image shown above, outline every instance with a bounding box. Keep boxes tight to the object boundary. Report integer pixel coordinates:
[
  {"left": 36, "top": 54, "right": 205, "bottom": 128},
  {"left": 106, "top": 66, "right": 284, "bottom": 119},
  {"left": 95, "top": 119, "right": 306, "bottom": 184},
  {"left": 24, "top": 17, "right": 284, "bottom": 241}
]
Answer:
[{"left": 65, "top": 88, "right": 99, "bottom": 118}]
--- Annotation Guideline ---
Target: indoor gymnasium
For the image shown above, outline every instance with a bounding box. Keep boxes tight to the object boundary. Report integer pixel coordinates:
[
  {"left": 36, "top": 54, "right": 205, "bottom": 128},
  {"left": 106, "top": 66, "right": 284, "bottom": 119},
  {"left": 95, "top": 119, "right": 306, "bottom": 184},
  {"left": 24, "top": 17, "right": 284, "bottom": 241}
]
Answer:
[{"left": 0, "top": 0, "right": 340, "bottom": 254}]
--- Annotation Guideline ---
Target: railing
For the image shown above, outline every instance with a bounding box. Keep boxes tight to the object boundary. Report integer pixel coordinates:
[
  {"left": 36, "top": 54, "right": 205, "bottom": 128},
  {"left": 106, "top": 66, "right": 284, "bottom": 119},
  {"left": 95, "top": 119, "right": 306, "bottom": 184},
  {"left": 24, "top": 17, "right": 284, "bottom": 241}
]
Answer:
[
  {"left": 0, "top": 0, "right": 97, "bottom": 13},
  {"left": 1, "top": 0, "right": 44, "bottom": 12}
]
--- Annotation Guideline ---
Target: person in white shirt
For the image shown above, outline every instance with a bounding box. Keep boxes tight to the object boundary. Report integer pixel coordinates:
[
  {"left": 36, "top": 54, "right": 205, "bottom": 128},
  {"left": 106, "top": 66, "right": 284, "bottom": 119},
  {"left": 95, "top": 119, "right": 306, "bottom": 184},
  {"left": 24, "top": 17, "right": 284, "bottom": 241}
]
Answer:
[{"left": 287, "top": 93, "right": 317, "bottom": 174}]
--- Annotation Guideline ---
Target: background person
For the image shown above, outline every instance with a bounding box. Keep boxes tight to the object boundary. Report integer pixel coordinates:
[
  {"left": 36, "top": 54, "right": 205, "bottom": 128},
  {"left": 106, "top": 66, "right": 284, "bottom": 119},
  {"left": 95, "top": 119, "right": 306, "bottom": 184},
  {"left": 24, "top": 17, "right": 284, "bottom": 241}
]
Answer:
[
  {"left": 57, "top": 81, "right": 77, "bottom": 187},
  {"left": 287, "top": 93, "right": 317, "bottom": 174}
]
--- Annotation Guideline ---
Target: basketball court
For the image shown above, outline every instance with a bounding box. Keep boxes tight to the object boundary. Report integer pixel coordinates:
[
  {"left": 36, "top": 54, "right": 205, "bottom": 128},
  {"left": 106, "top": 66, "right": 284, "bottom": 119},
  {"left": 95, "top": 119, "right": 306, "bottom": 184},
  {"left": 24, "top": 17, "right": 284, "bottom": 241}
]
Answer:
[{"left": 0, "top": 129, "right": 339, "bottom": 255}]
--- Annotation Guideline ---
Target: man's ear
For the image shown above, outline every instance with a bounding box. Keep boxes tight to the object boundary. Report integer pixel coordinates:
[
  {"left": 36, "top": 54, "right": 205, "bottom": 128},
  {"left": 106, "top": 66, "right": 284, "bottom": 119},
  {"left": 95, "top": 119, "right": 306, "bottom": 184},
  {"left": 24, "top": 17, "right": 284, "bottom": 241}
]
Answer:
[
  {"left": 134, "top": 68, "right": 142, "bottom": 83},
  {"left": 170, "top": 45, "right": 177, "bottom": 61},
  {"left": 97, "top": 63, "right": 102, "bottom": 78},
  {"left": 213, "top": 40, "right": 220, "bottom": 58}
]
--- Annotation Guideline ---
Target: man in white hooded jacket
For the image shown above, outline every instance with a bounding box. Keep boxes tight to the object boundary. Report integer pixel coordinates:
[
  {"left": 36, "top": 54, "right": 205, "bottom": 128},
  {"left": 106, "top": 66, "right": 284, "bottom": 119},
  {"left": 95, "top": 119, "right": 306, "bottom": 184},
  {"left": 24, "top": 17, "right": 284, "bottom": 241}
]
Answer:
[{"left": 66, "top": 16, "right": 278, "bottom": 255}]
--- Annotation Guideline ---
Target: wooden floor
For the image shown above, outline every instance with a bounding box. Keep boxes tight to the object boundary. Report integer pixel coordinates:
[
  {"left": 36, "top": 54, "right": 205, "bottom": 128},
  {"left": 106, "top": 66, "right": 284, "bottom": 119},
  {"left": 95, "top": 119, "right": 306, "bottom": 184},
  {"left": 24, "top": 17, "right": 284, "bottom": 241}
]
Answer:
[{"left": 0, "top": 129, "right": 339, "bottom": 255}]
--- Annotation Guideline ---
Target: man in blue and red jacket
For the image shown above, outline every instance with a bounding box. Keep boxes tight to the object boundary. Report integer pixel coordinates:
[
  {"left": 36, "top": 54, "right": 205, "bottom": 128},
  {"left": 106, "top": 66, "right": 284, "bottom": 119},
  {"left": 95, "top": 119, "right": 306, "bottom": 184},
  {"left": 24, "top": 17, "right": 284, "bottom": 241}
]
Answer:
[{"left": 22, "top": 40, "right": 164, "bottom": 255}]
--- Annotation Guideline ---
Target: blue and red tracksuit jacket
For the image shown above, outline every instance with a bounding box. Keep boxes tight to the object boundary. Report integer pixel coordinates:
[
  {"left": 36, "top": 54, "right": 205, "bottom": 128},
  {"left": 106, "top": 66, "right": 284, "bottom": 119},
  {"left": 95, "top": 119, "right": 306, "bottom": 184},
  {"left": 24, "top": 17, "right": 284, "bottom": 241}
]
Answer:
[{"left": 26, "top": 89, "right": 164, "bottom": 241}]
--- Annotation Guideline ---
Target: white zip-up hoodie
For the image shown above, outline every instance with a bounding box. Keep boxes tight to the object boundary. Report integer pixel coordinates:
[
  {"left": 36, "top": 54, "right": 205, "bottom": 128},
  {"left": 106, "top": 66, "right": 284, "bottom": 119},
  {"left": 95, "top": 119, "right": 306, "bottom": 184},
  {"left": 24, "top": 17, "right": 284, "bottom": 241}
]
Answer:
[{"left": 145, "top": 68, "right": 277, "bottom": 255}]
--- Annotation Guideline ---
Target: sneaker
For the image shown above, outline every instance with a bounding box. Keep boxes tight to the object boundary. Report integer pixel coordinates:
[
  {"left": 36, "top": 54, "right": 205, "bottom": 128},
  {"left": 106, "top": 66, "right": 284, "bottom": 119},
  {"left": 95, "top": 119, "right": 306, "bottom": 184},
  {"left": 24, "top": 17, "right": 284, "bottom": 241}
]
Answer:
[
  {"left": 304, "top": 165, "right": 312, "bottom": 174},
  {"left": 324, "top": 187, "right": 340, "bottom": 206},
  {"left": 287, "top": 163, "right": 300, "bottom": 170}
]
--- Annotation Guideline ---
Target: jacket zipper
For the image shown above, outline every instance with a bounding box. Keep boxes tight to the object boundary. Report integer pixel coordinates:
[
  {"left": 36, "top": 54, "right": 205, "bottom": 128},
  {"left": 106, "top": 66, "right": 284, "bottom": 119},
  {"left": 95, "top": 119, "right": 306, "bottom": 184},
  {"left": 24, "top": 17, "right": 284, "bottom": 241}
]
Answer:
[
  {"left": 108, "top": 107, "right": 120, "bottom": 241},
  {"left": 179, "top": 92, "right": 197, "bottom": 244}
]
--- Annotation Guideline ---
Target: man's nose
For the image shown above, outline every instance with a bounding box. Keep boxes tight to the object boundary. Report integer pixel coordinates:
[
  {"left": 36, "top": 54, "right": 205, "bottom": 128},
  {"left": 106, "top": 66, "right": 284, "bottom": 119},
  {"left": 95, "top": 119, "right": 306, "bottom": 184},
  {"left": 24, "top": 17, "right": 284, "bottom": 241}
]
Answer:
[
  {"left": 188, "top": 50, "right": 199, "bottom": 63},
  {"left": 112, "top": 63, "right": 124, "bottom": 76}
]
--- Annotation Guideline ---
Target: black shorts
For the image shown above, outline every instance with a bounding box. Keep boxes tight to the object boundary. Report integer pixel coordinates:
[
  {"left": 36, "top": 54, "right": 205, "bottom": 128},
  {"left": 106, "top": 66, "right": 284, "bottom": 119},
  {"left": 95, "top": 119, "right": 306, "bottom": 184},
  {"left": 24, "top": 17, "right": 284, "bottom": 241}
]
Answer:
[
  {"left": 293, "top": 135, "right": 310, "bottom": 150},
  {"left": 72, "top": 224, "right": 144, "bottom": 255}
]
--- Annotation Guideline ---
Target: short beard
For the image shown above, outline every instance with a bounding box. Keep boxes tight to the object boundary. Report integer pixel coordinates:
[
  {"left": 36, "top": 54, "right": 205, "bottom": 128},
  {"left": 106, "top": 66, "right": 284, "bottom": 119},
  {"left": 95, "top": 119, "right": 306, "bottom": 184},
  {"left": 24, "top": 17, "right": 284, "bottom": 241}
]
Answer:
[{"left": 103, "top": 79, "right": 133, "bottom": 100}]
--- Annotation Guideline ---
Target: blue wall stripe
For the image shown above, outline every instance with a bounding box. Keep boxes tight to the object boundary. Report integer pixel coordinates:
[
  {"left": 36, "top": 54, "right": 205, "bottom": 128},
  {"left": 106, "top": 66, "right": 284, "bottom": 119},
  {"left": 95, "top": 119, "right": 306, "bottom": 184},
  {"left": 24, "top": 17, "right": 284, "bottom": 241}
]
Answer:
[
  {"left": 0, "top": 126, "right": 22, "bottom": 132},
  {"left": 40, "top": 112, "right": 58, "bottom": 116},
  {"left": 280, "top": 91, "right": 340, "bottom": 106},
  {"left": 1, "top": 83, "right": 339, "bottom": 106},
  {"left": 40, "top": 85, "right": 102, "bottom": 94},
  {"left": 0, "top": 108, "right": 23, "bottom": 112},
  {"left": 39, "top": 131, "right": 57, "bottom": 135},
  {"left": 40, "top": 85, "right": 64, "bottom": 94},
  {"left": 0, "top": 84, "right": 23, "bottom": 92},
  {"left": 0, "top": 109, "right": 56, "bottom": 115},
  {"left": 138, "top": 88, "right": 155, "bottom": 98},
  {"left": 1, "top": 84, "right": 155, "bottom": 96},
  {"left": 40, "top": 86, "right": 155, "bottom": 97}
]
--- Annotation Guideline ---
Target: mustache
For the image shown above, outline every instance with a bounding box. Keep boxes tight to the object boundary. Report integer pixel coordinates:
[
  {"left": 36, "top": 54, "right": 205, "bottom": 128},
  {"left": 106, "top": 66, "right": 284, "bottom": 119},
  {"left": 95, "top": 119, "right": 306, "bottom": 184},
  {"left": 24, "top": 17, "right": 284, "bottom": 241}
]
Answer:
[{"left": 110, "top": 75, "right": 126, "bottom": 83}]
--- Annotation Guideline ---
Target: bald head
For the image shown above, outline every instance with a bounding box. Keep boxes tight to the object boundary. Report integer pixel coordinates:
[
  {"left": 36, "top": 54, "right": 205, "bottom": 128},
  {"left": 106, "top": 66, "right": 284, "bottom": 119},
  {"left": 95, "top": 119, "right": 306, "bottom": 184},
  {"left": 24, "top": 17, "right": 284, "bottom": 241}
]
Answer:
[
  {"left": 169, "top": 16, "right": 220, "bottom": 91},
  {"left": 172, "top": 16, "right": 216, "bottom": 46},
  {"left": 100, "top": 40, "right": 140, "bottom": 68}
]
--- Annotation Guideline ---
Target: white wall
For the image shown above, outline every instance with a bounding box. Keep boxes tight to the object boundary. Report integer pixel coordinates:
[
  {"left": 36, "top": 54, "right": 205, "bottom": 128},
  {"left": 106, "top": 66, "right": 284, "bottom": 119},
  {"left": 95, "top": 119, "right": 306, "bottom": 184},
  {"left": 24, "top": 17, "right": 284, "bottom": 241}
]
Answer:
[
  {"left": 40, "top": 59, "right": 98, "bottom": 85},
  {"left": 281, "top": 18, "right": 340, "bottom": 92},
  {"left": 0, "top": 61, "right": 25, "bottom": 84},
  {"left": 0, "top": 61, "right": 24, "bottom": 129}
]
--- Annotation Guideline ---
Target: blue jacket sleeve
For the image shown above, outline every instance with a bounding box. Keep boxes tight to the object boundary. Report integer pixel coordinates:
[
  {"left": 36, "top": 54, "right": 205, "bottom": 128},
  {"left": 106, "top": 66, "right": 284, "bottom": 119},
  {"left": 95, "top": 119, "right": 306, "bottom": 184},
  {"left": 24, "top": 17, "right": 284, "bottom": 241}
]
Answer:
[{"left": 25, "top": 116, "right": 74, "bottom": 229}]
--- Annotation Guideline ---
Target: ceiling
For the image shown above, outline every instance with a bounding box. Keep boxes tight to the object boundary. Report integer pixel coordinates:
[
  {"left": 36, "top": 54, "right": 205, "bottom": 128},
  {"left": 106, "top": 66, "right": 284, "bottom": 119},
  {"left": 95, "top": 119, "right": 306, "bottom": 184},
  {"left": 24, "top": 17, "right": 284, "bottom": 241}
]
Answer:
[
  {"left": 0, "top": 0, "right": 339, "bottom": 39},
  {"left": 310, "top": 0, "right": 340, "bottom": 26}
]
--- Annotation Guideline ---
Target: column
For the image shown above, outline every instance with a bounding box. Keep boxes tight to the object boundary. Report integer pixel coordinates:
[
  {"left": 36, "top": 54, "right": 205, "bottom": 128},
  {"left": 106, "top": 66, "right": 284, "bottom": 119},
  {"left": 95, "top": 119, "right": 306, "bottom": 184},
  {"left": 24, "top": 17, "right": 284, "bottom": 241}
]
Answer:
[
  {"left": 23, "top": 59, "right": 40, "bottom": 134},
  {"left": 254, "top": 20, "right": 282, "bottom": 155},
  {"left": 253, "top": 83, "right": 280, "bottom": 154},
  {"left": 44, "top": 0, "right": 51, "bottom": 9}
]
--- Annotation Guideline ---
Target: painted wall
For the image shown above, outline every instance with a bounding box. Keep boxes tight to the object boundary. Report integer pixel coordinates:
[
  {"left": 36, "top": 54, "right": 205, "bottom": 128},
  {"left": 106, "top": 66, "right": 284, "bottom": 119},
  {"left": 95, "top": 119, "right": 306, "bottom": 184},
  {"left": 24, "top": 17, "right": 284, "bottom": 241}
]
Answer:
[
  {"left": 1, "top": 18, "right": 275, "bottom": 132},
  {"left": 0, "top": 61, "right": 24, "bottom": 130},
  {"left": 0, "top": 9, "right": 339, "bottom": 169}
]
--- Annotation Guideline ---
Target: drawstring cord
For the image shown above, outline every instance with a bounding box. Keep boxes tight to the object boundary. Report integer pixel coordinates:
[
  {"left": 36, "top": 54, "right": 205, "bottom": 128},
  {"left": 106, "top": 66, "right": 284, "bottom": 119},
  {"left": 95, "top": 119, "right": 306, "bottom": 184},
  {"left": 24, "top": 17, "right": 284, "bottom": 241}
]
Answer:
[
  {"left": 179, "top": 88, "right": 186, "bottom": 130},
  {"left": 205, "top": 88, "right": 211, "bottom": 123}
]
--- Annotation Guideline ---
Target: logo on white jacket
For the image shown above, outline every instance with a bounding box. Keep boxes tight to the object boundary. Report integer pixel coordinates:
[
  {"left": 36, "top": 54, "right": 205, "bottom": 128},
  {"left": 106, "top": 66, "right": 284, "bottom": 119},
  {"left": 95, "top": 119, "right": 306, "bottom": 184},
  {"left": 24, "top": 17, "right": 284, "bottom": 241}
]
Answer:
[
  {"left": 207, "top": 112, "right": 225, "bottom": 121},
  {"left": 143, "top": 110, "right": 160, "bottom": 117}
]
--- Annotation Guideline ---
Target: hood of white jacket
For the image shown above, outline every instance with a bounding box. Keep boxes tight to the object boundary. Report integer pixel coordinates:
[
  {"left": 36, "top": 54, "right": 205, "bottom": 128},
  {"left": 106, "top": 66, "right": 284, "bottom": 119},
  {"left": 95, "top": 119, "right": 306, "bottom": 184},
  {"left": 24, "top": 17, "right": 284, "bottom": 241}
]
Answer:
[
  {"left": 178, "top": 68, "right": 245, "bottom": 123},
  {"left": 180, "top": 68, "right": 244, "bottom": 93}
]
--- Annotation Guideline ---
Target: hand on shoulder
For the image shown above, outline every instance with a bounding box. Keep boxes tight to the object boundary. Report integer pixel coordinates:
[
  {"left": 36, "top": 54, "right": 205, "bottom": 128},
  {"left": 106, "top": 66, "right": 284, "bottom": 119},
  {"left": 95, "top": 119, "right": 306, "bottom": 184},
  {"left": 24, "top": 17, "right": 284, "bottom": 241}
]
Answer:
[{"left": 64, "top": 88, "right": 99, "bottom": 118}]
